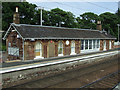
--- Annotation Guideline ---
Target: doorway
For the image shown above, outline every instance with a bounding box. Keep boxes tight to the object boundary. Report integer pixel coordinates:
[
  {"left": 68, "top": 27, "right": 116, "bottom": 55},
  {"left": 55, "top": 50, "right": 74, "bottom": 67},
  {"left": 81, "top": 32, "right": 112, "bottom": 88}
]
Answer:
[{"left": 48, "top": 41, "right": 55, "bottom": 57}]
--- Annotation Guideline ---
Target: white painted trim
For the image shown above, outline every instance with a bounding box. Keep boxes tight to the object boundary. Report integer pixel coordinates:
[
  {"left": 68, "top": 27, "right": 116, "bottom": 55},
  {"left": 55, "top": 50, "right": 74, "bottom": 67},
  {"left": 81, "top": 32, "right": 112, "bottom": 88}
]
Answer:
[
  {"left": 23, "top": 39, "right": 24, "bottom": 61},
  {"left": 3, "top": 24, "right": 12, "bottom": 40},
  {"left": 3, "top": 23, "right": 24, "bottom": 40},
  {"left": 109, "top": 40, "right": 112, "bottom": 49},
  {"left": 24, "top": 38, "right": 116, "bottom": 40},
  {"left": 103, "top": 40, "right": 106, "bottom": 51},
  {"left": 11, "top": 24, "right": 24, "bottom": 39},
  {"left": 58, "top": 54, "right": 64, "bottom": 56},
  {"left": 34, "top": 56, "right": 44, "bottom": 60},
  {"left": 70, "top": 52, "right": 76, "bottom": 55}
]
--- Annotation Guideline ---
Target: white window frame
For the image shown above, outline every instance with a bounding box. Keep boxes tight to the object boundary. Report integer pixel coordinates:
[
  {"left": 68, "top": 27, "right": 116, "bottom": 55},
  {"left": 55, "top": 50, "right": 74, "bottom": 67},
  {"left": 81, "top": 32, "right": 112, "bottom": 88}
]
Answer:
[
  {"left": 89, "top": 40, "right": 92, "bottom": 50},
  {"left": 109, "top": 40, "right": 112, "bottom": 49},
  {"left": 34, "top": 42, "right": 44, "bottom": 59},
  {"left": 71, "top": 41, "right": 76, "bottom": 55},
  {"left": 58, "top": 41, "right": 64, "bottom": 56},
  {"left": 8, "top": 47, "right": 19, "bottom": 56},
  {"left": 103, "top": 40, "right": 106, "bottom": 51},
  {"left": 81, "top": 40, "right": 84, "bottom": 50},
  {"left": 81, "top": 39, "right": 100, "bottom": 53}
]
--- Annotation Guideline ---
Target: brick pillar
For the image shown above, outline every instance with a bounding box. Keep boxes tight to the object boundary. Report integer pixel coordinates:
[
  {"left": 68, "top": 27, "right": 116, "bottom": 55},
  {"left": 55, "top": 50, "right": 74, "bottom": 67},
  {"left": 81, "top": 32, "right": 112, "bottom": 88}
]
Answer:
[
  {"left": 63, "top": 40, "right": 66, "bottom": 56},
  {"left": 79, "top": 41, "right": 81, "bottom": 54},
  {"left": 106, "top": 40, "right": 109, "bottom": 50},
  {"left": 64, "top": 40, "right": 71, "bottom": 55},
  {"left": 111, "top": 40, "right": 114, "bottom": 49},
  {"left": 54, "top": 41, "right": 58, "bottom": 57},
  {"left": 100, "top": 40, "right": 103, "bottom": 51},
  {"left": 42, "top": 40, "right": 48, "bottom": 58},
  {"left": 75, "top": 40, "right": 80, "bottom": 54}
]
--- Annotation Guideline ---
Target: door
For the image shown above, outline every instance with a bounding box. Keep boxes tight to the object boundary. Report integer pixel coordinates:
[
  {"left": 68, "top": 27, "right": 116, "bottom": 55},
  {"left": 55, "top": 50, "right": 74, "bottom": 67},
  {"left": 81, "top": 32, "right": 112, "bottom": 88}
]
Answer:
[{"left": 48, "top": 41, "right": 55, "bottom": 57}]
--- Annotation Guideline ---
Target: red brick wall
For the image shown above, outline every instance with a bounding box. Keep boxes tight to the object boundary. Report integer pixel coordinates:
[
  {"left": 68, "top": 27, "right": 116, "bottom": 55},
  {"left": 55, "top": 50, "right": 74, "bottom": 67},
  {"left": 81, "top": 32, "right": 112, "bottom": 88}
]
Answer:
[
  {"left": 64, "top": 40, "right": 71, "bottom": 55},
  {"left": 75, "top": 40, "right": 80, "bottom": 54},
  {"left": 24, "top": 40, "right": 35, "bottom": 60},
  {"left": 100, "top": 40, "right": 103, "bottom": 51},
  {"left": 6, "top": 30, "right": 23, "bottom": 60},
  {"left": 106, "top": 40, "right": 109, "bottom": 50},
  {"left": 111, "top": 40, "right": 114, "bottom": 49}
]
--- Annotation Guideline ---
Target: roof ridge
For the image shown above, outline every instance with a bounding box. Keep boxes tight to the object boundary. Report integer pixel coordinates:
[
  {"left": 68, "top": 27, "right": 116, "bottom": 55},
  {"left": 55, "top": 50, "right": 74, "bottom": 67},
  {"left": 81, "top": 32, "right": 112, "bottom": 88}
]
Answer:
[{"left": 12, "top": 23, "right": 99, "bottom": 32}]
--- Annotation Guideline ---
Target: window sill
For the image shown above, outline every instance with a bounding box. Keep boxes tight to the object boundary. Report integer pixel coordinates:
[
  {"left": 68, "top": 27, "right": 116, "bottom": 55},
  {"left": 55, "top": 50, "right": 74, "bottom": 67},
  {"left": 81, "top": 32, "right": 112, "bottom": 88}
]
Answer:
[
  {"left": 34, "top": 56, "right": 44, "bottom": 60},
  {"left": 70, "top": 52, "right": 76, "bottom": 55},
  {"left": 58, "top": 54, "right": 64, "bottom": 56}
]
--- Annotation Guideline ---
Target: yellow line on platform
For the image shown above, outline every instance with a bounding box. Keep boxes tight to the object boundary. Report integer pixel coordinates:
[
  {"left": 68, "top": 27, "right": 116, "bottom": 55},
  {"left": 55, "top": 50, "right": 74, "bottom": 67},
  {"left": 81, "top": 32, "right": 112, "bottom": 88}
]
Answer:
[
  {"left": 1, "top": 58, "right": 63, "bottom": 70},
  {"left": 5, "top": 60, "right": 21, "bottom": 63}
]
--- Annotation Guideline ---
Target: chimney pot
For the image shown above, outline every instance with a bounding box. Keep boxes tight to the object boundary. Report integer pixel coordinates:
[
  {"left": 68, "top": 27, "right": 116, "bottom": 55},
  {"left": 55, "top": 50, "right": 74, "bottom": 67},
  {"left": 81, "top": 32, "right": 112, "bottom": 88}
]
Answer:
[
  {"left": 97, "top": 21, "right": 102, "bottom": 31},
  {"left": 16, "top": 7, "right": 18, "bottom": 13},
  {"left": 13, "top": 7, "right": 20, "bottom": 24},
  {"left": 97, "top": 21, "right": 101, "bottom": 25}
]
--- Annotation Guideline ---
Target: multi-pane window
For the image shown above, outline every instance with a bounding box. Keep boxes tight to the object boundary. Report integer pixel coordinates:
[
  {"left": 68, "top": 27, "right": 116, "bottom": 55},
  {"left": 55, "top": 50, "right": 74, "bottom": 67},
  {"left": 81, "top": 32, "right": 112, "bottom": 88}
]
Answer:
[
  {"left": 71, "top": 41, "right": 75, "bottom": 53},
  {"left": 8, "top": 47, "right": 19, "bottom": 56},
  {"left": 85, "top": 40, "right": 88, "bottom": 49},
  {"left": 58, "top": 41, "right": 63, "bottom": 54},
  {"left": 81, "top": 40, "right": 84, "bottom": 50},
  {"left": 89, "top": 40, "right": 92, "bottom": 49}
]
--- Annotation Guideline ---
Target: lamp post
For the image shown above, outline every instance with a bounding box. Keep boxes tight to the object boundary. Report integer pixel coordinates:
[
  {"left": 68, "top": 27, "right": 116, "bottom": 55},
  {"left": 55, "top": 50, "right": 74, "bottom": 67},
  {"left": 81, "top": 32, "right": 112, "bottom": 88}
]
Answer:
[
  {"left": 37, "top": 6, "right": 44, "bottom": 26},
  {"left": 117, "top": 24, "right": 120, "bottom": 44}
]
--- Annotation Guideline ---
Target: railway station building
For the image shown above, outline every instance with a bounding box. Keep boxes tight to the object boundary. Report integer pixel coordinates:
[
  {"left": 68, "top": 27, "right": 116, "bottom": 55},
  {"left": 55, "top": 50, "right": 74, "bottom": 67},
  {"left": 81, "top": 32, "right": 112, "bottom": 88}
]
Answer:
[{"left": 3, "top": 7, "right": 116, "bottom": 61}]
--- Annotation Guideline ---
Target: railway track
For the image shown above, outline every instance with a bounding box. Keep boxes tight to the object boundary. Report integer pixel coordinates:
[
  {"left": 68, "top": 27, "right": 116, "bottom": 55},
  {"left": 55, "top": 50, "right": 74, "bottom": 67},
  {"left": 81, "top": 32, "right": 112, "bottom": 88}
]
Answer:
[
  {"left": 10, "top": 54, "right": 119, "bottom": 88},
  {"left": 80, "top": 71, "right": 120, "bottom": 89}
]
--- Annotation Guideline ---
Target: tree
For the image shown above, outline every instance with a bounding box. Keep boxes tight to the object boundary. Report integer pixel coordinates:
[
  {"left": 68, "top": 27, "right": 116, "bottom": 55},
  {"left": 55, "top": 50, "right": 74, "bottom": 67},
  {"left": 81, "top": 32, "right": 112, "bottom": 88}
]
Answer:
[
  {"left": 49, "top": 8, "right": 78, "bottom": 28},
  {"left": 77, "top": 12, "right": 99, "bottom": 29},
  {"left": 99, "top": 12, "right": 118, "bottom": 37},
  {"left": 2, "top": 2, "right": 37, "bottom": 31}
]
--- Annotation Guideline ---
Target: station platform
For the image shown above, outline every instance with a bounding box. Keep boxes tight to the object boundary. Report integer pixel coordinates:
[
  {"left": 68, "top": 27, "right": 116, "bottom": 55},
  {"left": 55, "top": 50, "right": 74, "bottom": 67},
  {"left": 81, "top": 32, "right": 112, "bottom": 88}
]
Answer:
[
  {"left": 1, "top": 48, "right": 119, "bottom": 68},
  {"left": 0, "top": 49, "right": 119, "bottom": 74}
]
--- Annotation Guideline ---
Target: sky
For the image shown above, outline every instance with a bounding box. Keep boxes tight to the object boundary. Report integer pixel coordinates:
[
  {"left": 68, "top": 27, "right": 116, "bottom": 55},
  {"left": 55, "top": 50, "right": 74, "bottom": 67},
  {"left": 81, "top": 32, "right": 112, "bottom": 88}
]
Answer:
[{"left": 27, "top": 0, "right": 119, "bottom": 17}]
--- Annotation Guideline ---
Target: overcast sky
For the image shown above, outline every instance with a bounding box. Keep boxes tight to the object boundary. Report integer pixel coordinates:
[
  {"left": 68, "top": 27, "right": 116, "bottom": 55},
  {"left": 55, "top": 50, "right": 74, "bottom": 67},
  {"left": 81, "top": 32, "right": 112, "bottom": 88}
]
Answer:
[{"left": 27, "top": 0, "right": 119, "bottom": 17}]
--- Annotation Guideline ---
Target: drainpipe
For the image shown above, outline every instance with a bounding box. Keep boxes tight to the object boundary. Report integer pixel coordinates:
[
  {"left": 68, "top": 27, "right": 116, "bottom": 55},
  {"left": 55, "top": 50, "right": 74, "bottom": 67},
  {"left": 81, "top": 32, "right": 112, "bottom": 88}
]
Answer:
[{"left": 22, "top": 39, "right": 24, "bottom": 61}]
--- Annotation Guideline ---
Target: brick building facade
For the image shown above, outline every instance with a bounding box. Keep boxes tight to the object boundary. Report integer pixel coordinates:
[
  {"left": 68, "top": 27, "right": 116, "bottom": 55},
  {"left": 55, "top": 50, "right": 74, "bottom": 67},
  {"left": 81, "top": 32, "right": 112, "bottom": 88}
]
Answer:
[{"left": 3, "top": 7, "right": 116, "bottom": 61}]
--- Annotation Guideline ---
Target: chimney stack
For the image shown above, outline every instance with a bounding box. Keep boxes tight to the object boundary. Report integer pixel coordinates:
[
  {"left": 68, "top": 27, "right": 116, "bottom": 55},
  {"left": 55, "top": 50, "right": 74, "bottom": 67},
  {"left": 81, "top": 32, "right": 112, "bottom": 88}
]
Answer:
[
  {"left": 13, "top": 7, "right": 20, "bottom": 24},
  {"left": 97, "top": 21, "right": 102, "bottom": 31}
]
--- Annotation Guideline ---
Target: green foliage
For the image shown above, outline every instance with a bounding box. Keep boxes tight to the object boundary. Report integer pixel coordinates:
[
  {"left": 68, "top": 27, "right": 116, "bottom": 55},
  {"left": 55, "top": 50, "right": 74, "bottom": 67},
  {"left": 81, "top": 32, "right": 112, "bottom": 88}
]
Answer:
[
  {"left": 76, "top": 12, "right": 99, "bottom": 29},
  {"left": 2, "top": 44, "right": 6, "bottom": 51},
  {"left": 2, "top": 2, "right": 120, "bottom": 40},
  {"left": 2, "top": 2, "right": 37, "bottom": 31},
  {"left": 99, "top": 12, "right": 118, "bottom": 37}
]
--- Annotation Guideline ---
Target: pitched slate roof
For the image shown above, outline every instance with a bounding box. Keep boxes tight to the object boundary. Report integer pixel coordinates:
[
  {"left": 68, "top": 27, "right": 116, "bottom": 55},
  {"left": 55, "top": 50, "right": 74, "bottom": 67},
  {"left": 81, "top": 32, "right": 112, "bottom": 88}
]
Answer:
[{"left": 7, "top": 23, "right": 116, "bottom": 40}]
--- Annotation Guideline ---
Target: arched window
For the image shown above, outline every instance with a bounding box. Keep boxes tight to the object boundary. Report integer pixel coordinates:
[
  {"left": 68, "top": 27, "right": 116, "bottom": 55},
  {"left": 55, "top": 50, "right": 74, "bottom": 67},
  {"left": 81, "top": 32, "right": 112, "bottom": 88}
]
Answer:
[
  {"left": 103, "top": 40, "right": 106, "bottom": 50},
  {"left": 35, "top": 42, "right": 42, "bottom": 57},
  {"left": 58, "top": 41, "right": 63, "bottom": 56},
  {"left": 71, "top": 41, "right": 75, "bottom": 54},
  {"left": 109, "top": 40, "right": 111, "bottom": 49}
]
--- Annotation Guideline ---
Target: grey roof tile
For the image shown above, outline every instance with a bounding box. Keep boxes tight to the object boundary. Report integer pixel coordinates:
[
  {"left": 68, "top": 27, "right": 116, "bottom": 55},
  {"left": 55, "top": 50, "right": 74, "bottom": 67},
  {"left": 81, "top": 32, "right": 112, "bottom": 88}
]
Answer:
[{"left": 13, "top": 24, "right": 116, "bottom": 39}]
